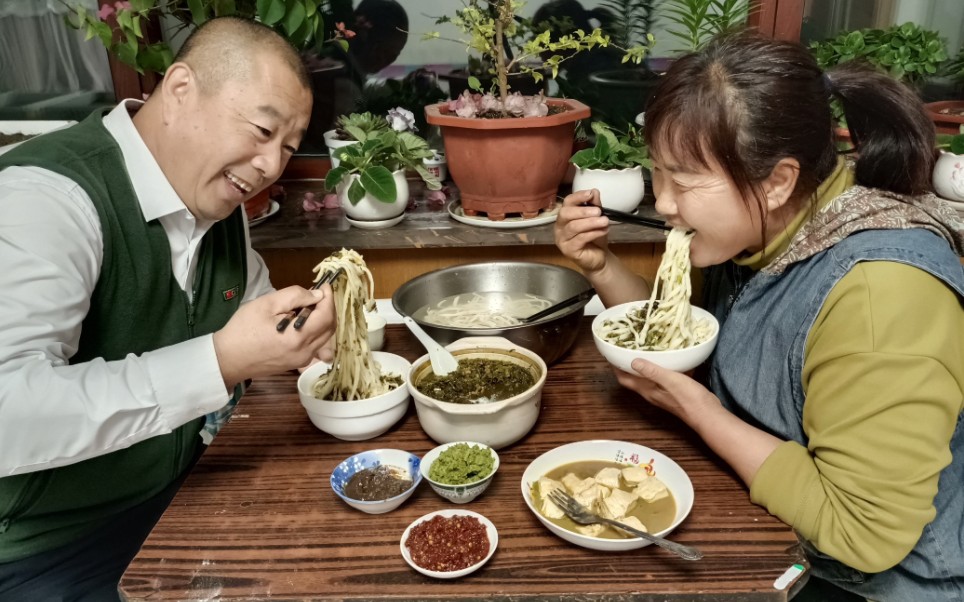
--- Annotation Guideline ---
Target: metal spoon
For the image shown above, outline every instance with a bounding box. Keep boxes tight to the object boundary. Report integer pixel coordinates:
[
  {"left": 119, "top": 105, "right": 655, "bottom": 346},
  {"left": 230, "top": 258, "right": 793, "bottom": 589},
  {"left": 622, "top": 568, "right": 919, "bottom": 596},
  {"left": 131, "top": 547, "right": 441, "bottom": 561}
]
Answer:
[{"left": 403, "top": 316, "right": 459, "bottom": 376}]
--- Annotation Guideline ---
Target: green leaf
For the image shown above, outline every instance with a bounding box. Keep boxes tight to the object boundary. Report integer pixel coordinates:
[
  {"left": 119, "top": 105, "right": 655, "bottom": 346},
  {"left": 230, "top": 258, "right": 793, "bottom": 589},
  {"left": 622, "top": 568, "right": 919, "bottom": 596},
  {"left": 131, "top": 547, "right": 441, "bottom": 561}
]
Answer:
[
  {"left": 347, "top": 178, "right": 367, "bottom": 205},
  {"left": 325, "top": 166, "right": 348, "bottom": 191},
  {"left": 412, "top": 164, "right": 442, "bottom": 190},
  {"left": 282, "top": 0, "right": 307, "bottom": 38},
  {"left": 359, "top": 165, "right": 397, "bottom": 203},
  {"left": 467, "top": 76, "right": 482, "bottom": 91},
  {"left": 951, "top": 136, "right": 964, "bottom": 155},
  {"left": 187, "top": 0, "right": 207, "bottom": 25},
  {"left": 257, "top": 0, "right": 286, "bottom": 26}
]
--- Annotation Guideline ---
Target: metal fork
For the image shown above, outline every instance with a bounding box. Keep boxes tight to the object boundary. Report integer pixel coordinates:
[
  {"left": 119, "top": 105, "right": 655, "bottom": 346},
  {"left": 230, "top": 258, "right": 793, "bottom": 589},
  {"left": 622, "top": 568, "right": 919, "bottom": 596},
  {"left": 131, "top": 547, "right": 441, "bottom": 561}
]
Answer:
[{"left": 547, "top": 489, "right": 703, "bottom": 561}]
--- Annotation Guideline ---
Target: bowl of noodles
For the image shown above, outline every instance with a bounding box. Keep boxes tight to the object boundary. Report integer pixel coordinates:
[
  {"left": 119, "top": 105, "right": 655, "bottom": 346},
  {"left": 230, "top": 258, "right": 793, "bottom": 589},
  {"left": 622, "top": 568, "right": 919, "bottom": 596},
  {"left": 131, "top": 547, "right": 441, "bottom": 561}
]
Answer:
[
  {"left": 392, "top": 262, "right": 592, "bottom": 366},
  {"left": 298, "top": 352, "right": 412, "bottom": 441},
  {"left": 296, "top": 248, "right": 412, "bottom": 441},
  {"left": 592, "top": 302, "right": 718, "bottom": 373}
]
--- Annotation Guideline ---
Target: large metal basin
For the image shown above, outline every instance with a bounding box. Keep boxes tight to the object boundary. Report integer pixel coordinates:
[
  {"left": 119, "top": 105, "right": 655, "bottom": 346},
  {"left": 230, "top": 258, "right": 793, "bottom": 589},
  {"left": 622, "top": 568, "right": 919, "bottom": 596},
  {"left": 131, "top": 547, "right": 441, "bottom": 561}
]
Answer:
[{"left": 391, "top": 262, "right": 591, "bottom": 365}]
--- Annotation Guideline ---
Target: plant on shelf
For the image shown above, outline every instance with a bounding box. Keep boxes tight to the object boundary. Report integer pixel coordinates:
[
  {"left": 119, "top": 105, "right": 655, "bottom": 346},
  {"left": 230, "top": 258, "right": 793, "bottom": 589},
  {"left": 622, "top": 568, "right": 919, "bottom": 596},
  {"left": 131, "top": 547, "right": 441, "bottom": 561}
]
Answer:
[
  {"left": 63, "top": 0, "right": 351, "bottom": 75},
  {"left": 328, "top": 111, "right": 392, "bottom": 142},
  {"left": 357, "top": 68, "right": 447, "bottom": 135},
  {"left": 809, "top": 22, "right": 948, "bottom": 89},
  {"left": 570, "top": 121, "right": 652, "bottom": 212},
  {"left": 661, "top": 0, "right": 751, "bottom": 54},
  {"left": 323, "top": 112, "right": 441, "bottom": 220}
]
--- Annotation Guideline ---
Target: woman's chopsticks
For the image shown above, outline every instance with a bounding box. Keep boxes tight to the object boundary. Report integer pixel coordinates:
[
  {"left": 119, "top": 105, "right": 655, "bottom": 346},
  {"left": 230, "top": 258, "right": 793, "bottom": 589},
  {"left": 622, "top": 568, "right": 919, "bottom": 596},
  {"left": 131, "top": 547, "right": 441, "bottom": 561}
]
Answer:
[
  {"left": 520, "top": 287, "right": 596, "bottom": 324},
  {"left": 598, "top": 206, "right": 672, "bottom": 231},
  {"left": 578, "top": 201, "right": 672, "bottom": 231},
  {"left": 276, "top": 267, "right": 345, "bottom": 332}
]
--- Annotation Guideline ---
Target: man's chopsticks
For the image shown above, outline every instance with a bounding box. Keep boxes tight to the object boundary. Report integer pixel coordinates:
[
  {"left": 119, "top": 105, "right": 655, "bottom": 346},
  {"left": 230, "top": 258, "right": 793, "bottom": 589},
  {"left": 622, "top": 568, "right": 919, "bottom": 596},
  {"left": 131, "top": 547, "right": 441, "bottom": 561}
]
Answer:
[{"left": 276, "top": 267, "right": 345, "bottom": 332}]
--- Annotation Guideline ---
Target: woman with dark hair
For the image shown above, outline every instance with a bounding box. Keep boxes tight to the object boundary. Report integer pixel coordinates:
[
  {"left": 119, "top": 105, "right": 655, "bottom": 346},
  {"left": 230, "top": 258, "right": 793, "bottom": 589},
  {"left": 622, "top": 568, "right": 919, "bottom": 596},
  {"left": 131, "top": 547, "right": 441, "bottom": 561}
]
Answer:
[{"left": 555, "top": 31, "right": 963, "bottom": 601}]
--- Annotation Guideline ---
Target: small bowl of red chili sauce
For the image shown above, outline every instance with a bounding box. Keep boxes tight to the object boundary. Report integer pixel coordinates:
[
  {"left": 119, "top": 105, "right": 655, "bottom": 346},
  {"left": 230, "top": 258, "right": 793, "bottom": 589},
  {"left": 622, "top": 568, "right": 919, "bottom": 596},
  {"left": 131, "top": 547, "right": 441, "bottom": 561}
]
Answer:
[{"left": 400, "top": 509, "right": 498, "bottom": 579}]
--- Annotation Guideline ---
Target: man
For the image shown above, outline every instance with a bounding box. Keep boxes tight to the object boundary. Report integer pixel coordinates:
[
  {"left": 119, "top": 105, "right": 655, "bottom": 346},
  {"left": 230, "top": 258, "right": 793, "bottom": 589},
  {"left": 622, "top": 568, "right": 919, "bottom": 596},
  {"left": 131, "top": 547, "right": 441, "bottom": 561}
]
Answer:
[{"left": 0, "top": 17, "right": 335, "bottom": 599}]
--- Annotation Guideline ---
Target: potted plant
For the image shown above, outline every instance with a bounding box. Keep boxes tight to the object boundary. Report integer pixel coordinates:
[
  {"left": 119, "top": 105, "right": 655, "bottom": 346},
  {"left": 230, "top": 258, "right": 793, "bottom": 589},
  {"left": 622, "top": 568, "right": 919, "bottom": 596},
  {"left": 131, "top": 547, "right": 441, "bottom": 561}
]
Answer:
[
  {"left": 933, "top": 126, "right": 964, "bottom": 207},
  {"left": 422, "top": 0, "right": 651, "bottom": 221},
  {"left": 323, "top": 111, "right": 392, "bottom": 168},
  {"left": 570, "top": 121, "right": 652, "bottom": 212},
  {"left": 323, "top": 123, "right": 441, "bottom": 224}
]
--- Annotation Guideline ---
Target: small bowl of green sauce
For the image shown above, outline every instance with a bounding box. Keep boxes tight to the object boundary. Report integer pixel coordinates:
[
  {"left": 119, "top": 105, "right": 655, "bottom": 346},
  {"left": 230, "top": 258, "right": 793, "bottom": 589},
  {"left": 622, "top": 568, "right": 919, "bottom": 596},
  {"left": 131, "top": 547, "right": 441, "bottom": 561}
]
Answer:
[{"left": 420, "top": 441, "right": 499, "bottom": 504}]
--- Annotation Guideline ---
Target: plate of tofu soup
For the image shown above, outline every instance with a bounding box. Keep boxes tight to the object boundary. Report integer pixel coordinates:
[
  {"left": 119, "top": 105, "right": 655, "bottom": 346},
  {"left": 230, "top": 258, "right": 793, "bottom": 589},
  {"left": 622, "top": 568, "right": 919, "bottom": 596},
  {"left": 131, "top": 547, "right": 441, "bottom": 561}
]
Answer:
[{"left": 521, "top": 440, "right": 695, "bottom": 551}]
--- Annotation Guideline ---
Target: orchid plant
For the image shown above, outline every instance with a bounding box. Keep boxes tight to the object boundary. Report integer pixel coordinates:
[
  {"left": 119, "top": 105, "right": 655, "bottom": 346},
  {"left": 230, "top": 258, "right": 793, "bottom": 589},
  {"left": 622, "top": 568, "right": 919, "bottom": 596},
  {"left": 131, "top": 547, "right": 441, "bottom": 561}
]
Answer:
[
  {"left": 425, "top": 0, "right": 652, "bottom": 118},
  {"left": 63, "top": 0, "right": 352, "bottom": 75},
  {"left": 324, "top": 109, "right": 441, "bottom": 205}
]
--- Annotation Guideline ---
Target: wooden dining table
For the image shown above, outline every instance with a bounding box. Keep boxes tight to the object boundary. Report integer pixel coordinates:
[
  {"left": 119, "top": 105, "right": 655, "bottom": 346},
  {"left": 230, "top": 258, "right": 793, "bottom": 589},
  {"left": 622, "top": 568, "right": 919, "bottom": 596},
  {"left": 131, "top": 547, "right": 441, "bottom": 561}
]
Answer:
[{"left": 120, "top": 320, "right": 808, "bottom": 601}]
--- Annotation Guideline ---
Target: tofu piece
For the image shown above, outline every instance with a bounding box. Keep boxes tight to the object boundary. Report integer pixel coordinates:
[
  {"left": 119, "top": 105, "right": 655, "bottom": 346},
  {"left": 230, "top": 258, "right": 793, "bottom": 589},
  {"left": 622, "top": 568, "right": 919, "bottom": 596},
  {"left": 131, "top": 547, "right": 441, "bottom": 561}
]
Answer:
[
  {"left": 574, "top": 522, "right": 607, "bottom": 537},
  {"left": 573, "top": 483, "right": 610, "bottom": 510},
  {"left": 561, "top": 473, "right": 596, "bottom": 495},
  {"left": 616, "top": 515, "right": 648, "bottom": 536},
  {"left": 634, "top": 477, "right": 670, "bottom": 502},
  {"left": 594, "top": 466, "right": 622, "bottom": 489},
  {"left": 537, "top": 477, "right": 566, "bottom": 519},
  {"left": 621, "top": 465, "right": 651, "bottom": 484},
  {"left": 600, "top": 487, "right": 638, "bottom": 520}
]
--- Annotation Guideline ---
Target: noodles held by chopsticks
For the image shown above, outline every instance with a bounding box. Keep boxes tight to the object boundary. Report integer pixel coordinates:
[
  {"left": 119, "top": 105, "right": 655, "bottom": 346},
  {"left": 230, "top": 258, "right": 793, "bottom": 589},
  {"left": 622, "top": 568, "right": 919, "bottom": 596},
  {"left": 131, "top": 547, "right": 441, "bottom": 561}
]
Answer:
[
  {"left": 310, "top": 249, "right": 399, "bottom": 401},
  {"left": 601, "top": 228, "right": 713, "bottom": 351}
]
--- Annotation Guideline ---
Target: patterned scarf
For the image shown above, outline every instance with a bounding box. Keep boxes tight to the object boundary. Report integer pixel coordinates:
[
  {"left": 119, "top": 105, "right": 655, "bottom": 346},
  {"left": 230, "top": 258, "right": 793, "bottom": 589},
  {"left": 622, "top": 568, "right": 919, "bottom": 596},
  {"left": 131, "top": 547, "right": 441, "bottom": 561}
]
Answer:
[{"left": 765, "top": 186, "right": 964, "bottom": 275}]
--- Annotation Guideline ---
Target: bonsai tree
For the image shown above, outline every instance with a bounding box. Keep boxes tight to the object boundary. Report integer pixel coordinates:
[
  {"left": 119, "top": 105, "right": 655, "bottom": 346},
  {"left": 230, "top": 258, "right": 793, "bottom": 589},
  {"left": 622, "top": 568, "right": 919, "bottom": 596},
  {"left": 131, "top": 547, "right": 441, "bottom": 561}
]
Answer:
[
  {"left": 425, "top": 0, "right": 652, "bottom": 117},
  {"left": 63, "top": 0, "right": 352, "bottom": 74},
  {"left": 324, "top": 113, "right": 441, "bottom": 205},
  {"left": 570, "top": 121, "right": 651, "bottom": 170}
]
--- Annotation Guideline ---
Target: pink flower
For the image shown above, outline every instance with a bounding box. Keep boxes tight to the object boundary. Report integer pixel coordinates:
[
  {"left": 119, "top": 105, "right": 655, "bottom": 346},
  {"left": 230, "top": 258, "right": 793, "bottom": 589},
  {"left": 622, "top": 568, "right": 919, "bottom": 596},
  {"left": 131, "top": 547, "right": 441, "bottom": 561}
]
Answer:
[
  {"left": 523, "top": 95, "right": 549, "bottom": 118},
  {"left": 503, "top": 93, "right": 527, "bottom": 116},
  {"left": 425, "top": 187, "right": 449, "bottom": 208},
  {"left": 302, "top": 192, "right": 324, "bottom": 212},
  {"left": 114, "top": 1, "right": 132, "bottom": 10},
  {"left": 98, "top": 4, "right": 115, "bottom": 20},
  {"left": 480, "top": 93, "right": 502, "bottom": 113},
  {"left": 321, "top": 193, "right": 340, "bottom": 209}
]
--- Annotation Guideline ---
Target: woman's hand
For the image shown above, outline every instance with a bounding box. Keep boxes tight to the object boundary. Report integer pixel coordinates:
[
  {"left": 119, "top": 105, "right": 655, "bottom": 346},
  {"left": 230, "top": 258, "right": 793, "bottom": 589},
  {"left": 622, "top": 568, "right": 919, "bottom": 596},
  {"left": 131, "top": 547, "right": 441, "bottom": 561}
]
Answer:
[
  {"left": 615, "top": 358, "right": 722, "bottom": 427},
  {"left": 554, "top": 189, "right": 612, "bottom": 275}
]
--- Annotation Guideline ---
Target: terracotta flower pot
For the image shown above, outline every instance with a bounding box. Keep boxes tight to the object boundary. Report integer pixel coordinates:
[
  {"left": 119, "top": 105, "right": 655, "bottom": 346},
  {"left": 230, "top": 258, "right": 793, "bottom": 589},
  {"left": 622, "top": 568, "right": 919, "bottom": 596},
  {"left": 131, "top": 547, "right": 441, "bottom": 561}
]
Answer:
[
  {"left": 425, "top": 98, "right": 591, "bottom": 220},
  {"left": 924, "top": 100, "right": 964, "bottom": 136}
]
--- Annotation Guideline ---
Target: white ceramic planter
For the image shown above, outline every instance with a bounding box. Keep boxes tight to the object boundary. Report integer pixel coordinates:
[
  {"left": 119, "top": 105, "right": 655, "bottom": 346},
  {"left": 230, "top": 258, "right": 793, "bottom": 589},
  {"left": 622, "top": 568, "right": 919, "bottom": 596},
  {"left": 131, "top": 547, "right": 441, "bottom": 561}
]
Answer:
[
  {"left": 337, "top": 169, "right": 409, "bottom": 222},
  {"left": 571, "top": 165, "right": 646, "bottom": 213},
  {"left": 323, "top": 129, "right": 359, "bottom": 168},
  {"left": 933, "top": 150, "right": 964, "bottom": 203}
]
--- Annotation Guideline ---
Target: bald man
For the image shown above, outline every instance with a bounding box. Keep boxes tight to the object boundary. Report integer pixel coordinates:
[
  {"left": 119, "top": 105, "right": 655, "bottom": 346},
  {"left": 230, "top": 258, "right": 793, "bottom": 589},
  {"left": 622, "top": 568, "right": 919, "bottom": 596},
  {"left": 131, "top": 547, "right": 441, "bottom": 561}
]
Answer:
[{"left": 0, "top": 17, "right": 335, "bottom": 599}]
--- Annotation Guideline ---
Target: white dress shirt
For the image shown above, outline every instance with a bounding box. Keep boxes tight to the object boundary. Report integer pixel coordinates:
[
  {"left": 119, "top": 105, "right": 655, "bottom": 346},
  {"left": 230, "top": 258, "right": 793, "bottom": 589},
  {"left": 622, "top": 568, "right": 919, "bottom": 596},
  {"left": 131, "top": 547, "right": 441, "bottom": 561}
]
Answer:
[{"left": 0, "top": 100, "right": 274, "bottom": 477}]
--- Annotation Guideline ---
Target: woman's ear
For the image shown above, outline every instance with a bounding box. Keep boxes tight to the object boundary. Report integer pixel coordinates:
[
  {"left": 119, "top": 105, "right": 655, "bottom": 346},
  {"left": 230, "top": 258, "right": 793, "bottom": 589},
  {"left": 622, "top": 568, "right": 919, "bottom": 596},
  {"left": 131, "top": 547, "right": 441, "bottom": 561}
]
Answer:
[{"left": 764, "top": 158, "right": 800, "bottom": 210}]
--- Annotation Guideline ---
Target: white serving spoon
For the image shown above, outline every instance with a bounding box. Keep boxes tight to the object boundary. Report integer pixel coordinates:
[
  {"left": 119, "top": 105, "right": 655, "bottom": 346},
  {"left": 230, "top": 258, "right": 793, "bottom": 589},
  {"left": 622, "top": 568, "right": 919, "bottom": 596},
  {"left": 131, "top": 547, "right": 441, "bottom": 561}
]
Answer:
[{"left": 403, "top": 316, "right": 459, "bottom": 376}]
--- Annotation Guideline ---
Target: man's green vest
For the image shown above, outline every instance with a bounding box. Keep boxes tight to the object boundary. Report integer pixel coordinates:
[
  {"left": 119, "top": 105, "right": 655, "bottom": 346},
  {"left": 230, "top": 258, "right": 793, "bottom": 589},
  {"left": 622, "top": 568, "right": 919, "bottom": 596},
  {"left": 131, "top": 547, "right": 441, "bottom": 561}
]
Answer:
[{"left": 0, "top": 111, "right": 248, "bottom": 561}]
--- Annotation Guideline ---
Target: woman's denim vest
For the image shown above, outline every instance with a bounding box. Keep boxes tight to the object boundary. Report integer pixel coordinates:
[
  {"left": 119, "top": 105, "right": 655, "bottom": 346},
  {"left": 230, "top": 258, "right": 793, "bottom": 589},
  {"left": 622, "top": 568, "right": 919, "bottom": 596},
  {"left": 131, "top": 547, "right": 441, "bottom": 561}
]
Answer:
[{"left": 703, "top": 228, "right": 964, "bottom": 602}]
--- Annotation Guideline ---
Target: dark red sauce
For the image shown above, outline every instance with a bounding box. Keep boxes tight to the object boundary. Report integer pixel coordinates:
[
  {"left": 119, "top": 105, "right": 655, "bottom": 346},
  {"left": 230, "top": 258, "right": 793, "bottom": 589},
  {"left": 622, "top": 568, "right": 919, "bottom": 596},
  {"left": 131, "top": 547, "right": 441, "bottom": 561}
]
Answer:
[{"left": 405, "top": 515, "right": 490, "bottom": 572}]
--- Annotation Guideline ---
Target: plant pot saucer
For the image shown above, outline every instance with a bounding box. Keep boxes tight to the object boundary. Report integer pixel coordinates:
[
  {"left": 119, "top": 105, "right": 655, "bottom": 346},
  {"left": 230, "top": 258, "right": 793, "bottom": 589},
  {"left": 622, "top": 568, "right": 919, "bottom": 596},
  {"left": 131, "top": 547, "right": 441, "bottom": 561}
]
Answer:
[
  {"left": 345, "top": 214, "right": 405, "bottom": 229},
  {"left": 447, "top": 200, "right": 561, "bottom": 229}
]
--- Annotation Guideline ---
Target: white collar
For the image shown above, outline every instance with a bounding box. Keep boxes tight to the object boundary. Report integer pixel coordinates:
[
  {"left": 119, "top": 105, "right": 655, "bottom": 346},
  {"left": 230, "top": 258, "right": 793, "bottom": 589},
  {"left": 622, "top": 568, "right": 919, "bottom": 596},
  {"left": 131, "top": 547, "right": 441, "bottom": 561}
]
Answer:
[{"left": 103, "top": 99, "right": 211, "bottom": 229}]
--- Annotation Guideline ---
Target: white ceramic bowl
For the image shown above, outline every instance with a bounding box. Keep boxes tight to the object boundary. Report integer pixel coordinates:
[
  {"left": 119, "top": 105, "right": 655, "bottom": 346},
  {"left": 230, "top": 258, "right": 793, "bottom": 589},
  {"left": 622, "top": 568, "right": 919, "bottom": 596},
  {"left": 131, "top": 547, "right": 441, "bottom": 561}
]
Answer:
[
  {"left": 330, "top": 449, "right": 421, "bottom": 514},
  {"left": 400, "top": 509, "right": 498, "bottom": 579},
  {"left": 420, "top": 441, "right": 499, "bottom": 504},
  {"left": 571, "top": 165, "right": 646, "bottom": 213},
  {"left": 592, "top": 301, "right": 719, "bottom": 373},
  {"left": 297, "top": 352, "right": 412, "bottom": 441},
  {"left": 521, "top": 440, "right": 694, "bottom": 552},
  {"left": 407, "top": 337, "right": 547, "bottom": 449},
  {"left": 322, "top": 129, "right": 359, "bottom": 169},
  {"left": 366, "top": 312, "right": 387, "bottom": 351}
]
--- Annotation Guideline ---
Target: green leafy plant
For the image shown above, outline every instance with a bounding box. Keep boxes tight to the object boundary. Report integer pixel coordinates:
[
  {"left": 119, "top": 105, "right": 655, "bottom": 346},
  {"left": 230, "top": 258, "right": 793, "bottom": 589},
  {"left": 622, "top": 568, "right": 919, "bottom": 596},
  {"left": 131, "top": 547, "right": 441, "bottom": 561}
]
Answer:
[
  {"left": 357, "top": 69, "right": 447, "bottom": 134},
  {"left": 62, "top": 0, "right": 350, "bottom": 75},
  {"left": 943, "top": 46, "right": 964, "bottom": 83},
  {"left": 599, "top": 0, "right": 662, "bottom": 50},
  {"left": 329, "top": 111, "right": 391, "bottom": 142},
  {"left": 424, "top": 0, "right": 651, "bottom": 113},
  {"left": 324, "top": 126, "right": 441, "bottom": 204},
  {"left": 661, "top": 0, "right": 751, "bottom": 53},
  {"left": 936, "top": 126, "right": 964, "bottom": 155},
  {"left": 810, "top": 22, "right": 948, "bottom": 87},
  {"left": 570, "top": 121, "right": 652, "bottom": 170}
]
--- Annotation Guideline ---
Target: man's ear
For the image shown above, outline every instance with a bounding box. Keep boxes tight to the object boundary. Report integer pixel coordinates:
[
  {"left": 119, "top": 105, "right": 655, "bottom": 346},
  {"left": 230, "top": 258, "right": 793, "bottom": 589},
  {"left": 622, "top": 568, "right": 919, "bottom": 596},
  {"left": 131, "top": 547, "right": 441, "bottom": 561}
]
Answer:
[
  {"left": 764, "top": 157, "right": 800, "bottom": 210},
  {"left": 157, "top": 62, "right": 196, "bottom": 120}
]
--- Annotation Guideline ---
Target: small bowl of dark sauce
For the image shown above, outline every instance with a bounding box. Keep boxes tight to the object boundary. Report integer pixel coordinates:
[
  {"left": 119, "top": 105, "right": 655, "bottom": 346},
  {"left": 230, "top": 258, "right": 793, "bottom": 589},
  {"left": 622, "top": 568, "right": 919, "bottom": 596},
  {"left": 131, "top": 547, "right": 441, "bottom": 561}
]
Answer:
[{"left": 330, "top": 449, "right": 422, "bottom": 514}]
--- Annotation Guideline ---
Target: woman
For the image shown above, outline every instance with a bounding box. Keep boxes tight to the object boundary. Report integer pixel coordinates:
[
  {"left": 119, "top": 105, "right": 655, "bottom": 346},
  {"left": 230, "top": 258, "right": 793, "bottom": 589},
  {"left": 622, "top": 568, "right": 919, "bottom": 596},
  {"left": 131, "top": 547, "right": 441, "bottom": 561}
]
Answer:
[{"left": 555, "top": 31, "right": 964, "bottom": 601}]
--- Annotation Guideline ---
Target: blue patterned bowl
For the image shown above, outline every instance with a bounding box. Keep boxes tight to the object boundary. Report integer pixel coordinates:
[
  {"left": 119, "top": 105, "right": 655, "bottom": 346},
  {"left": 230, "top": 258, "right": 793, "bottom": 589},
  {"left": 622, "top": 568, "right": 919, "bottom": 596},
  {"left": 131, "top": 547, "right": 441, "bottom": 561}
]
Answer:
[{"left": 330, "top": 449, "right": 422, "bottom": 514}]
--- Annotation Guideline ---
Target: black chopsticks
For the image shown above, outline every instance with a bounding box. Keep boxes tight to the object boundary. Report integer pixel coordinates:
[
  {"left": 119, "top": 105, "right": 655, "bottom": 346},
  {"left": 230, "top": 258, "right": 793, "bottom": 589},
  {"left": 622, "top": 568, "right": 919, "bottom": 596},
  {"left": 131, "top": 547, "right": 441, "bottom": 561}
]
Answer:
[
  {"left": 276, "top": 267, "right": 345, "bottom": 332},
  {"left": 598, "top": 206, "right": 672, "bottom": 231},
  {"left": 578, "top": 200, "right": 671, "bottom": 231},
  {"left": 520, "top": 287, "right": 596, "bottom": 324}
]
